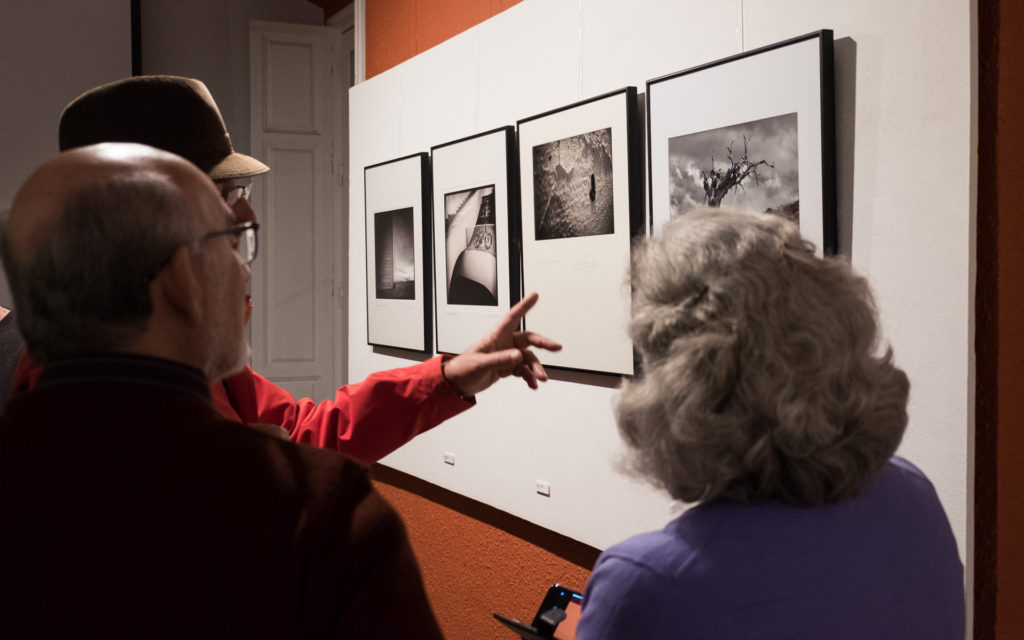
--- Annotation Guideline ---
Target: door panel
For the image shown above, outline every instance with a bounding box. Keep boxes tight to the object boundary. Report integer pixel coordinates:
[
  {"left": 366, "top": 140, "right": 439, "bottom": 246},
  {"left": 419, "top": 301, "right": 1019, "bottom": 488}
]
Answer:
[
  {"left": 250, "top": 20, "right": 341, "bottom": 401},
  {"left": 264, "top": 145, "right": 319, "bottom": 365}
]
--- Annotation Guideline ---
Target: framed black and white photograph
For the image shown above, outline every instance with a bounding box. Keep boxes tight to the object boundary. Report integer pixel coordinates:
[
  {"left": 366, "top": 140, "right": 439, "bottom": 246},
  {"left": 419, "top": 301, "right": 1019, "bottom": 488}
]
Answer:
[
  {"left": 364, "top": 153, "right": 432, "bottom": 352},
  {"left": 647, "top": 30, "right": 836, "bottom": 254},
  {"left": 517, "top": 87, "right": 643, "bottom": 376},
  {"left": 431, "top": 127, "right": 520, "bottom": 354}
]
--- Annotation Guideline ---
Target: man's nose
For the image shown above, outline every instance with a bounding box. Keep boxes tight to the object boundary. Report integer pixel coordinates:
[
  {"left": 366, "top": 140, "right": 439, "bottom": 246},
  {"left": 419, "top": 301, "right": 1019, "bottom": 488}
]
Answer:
[{"left": 232, "top": 197, "right": 258, "bottom": 224}]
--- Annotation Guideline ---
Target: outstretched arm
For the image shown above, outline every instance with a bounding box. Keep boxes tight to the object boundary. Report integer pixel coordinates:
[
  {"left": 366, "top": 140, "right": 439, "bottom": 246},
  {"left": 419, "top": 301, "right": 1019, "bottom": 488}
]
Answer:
[
  {"left": 221, "top": 357, "right": 471, "bottom": 464},
  {"left": 440, "top": 292, "right": 562, "bottom": 398},
  {"left": 217, "top": 293, "right": 560, "bottom": 463}
]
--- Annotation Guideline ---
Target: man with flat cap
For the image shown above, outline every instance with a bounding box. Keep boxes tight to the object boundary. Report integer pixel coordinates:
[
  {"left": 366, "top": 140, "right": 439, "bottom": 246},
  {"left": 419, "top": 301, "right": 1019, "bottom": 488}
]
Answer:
[
  {"left": 0, "top": 142, "right": 443, "bottom": 638},
  {"left": 12, "top": 75, "right": 560, "bottom": 462}
]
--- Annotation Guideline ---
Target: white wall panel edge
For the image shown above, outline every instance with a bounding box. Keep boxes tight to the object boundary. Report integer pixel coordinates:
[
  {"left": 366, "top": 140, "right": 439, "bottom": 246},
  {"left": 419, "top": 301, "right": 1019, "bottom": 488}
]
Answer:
[{"left": 964, "top": 1, "right": 980, "bottom": 633}]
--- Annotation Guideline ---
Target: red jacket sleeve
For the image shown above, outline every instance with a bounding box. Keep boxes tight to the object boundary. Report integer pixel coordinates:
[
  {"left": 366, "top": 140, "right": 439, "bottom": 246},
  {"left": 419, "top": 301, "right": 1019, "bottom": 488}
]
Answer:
[
  {"left": 218, "top": 355, "right": 473, "bottom": 464},
  {"left": 14, "top": 347, "right": 465, "bottom": 465},
  {"left": 11, "top": 350, "right": 42, "bottom": 398}
]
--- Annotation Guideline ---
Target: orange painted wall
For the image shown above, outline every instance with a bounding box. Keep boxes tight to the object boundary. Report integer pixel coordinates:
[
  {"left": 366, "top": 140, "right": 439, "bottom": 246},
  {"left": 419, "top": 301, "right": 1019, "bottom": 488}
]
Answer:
[
  {"left": 365, "top": 0, "right": 524, "bottom": 78},
  {"left": 371, "top": 466, "right": 599, "bottom": 640}
]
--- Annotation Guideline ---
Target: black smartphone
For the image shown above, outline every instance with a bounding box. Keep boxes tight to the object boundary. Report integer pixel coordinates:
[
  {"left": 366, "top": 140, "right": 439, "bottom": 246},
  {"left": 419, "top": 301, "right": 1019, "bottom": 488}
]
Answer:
[
  {"left": 531, "top": 584, "right": 583, "bottom": 639},
  {"left": 493, "top": 583, "right": 584, "bottom": 640}
]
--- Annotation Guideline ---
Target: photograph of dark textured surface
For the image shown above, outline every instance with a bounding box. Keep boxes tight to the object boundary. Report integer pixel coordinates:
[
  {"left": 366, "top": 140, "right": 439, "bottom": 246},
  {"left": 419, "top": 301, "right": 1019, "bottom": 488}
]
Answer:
[
  {"left": 532, "top": 127, "right": 614, "bottom": 240},
  {"left": 374, "top": 207, "right": 415, "bottom": 300},
  {"left": 668, "top": 112, "right": 798, "bottom": 222},
  {"left": 444, "top": 185, "right": 498, "bottom": 306}
]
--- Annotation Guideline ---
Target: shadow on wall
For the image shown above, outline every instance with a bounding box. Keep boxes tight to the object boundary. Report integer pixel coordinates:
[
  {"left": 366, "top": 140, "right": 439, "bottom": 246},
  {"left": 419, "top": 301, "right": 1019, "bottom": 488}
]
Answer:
[{"left": 834, "top": 36, "right": 856, "bottom": 258}]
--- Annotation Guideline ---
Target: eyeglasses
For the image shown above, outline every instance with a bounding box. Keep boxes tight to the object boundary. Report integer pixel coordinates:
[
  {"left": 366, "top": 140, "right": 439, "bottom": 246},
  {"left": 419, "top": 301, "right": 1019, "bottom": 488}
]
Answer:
[
  {"left": 201, "top": 221, "right": 260, "bottom": 265},
  {"left": 148, "top": 221, "right": 260, "bottom": 283},
  {"left": 223, "top": 183, "right": 252, "bottom": 207}
]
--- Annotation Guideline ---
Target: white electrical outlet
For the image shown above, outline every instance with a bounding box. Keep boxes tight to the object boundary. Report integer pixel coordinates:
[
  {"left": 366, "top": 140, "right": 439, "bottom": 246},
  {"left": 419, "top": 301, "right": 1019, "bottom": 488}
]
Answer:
[
  {"left": 536, "top": 480, "right": 551, "bottom": 496},
  {"left": 443, "top": 452, "right": 455, "bottom": 466}
]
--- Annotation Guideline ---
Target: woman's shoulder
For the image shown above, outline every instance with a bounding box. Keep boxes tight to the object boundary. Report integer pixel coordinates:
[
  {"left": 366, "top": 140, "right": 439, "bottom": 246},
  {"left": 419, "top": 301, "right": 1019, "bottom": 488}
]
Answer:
[
  {"left": 865, "top": 455, "right": 943, "bottom": 504},
  {"left": 595, "top": 504, "right": 726, "bottom": 580},
  {"left": 596, "top": 456, "right": 947, "bottom": 571},
  {"left": 884, "top": 455, "right": 931, "bottom": 484}
]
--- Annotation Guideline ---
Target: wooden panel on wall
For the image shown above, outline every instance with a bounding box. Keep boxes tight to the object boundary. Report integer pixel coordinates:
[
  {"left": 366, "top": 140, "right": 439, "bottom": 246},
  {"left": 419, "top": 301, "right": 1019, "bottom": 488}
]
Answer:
[{"left": 975, "top": 0, "right": 1024, "bottom": 637}]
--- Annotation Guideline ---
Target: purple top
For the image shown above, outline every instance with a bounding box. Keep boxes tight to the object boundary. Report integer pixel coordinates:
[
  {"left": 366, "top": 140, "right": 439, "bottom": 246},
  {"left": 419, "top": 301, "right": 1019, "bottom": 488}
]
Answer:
[{"left": 577, "top": 457, "right": 964, "bottom": 639}]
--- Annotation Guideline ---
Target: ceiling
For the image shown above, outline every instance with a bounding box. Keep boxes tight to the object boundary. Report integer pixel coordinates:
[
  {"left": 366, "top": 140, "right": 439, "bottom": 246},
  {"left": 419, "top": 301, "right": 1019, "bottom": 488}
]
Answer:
[{"left": 304, "top": 0, "right": 353, "bottom": 20}]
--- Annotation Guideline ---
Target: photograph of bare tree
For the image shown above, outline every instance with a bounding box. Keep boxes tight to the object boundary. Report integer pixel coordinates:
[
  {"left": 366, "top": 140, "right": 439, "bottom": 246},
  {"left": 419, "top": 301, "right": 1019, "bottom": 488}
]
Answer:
[
  {"left": 444, "top": 185, "right": 498, "bottom": 306},
  {"left": 668, "top": 112, "right": 798, "bottom": 222},
  {"left": 532, "top": 127, "right": 614, "bottom": 240},
  {"left": 374, "top": 206, "right": 415, "bottom": 300}
]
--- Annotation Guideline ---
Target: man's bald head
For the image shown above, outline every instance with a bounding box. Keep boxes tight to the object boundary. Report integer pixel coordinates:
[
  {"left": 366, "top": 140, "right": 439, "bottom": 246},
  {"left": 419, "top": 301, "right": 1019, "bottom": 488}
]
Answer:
[
  {"left": 2, "top": 143, "right": 229, "bottom": 364},
  {"left": 7, "top": 144, "right": 212, "bottom": 261}
]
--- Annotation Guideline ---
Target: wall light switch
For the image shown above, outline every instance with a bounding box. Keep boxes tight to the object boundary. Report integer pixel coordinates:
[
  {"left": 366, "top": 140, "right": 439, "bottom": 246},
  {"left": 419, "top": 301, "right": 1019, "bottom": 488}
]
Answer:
[
  {"left": 443, "top": 452, "right": 455, "bottom": 466},
  {"left": 536, "top": 480, "right": 551, "bottom": 496}
]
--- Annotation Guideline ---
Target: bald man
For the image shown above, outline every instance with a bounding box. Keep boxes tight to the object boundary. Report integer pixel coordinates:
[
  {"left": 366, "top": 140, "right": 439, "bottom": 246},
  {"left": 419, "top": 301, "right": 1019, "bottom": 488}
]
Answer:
[{"left": 0, "top": 143, "right": 443, "bottom": 639}]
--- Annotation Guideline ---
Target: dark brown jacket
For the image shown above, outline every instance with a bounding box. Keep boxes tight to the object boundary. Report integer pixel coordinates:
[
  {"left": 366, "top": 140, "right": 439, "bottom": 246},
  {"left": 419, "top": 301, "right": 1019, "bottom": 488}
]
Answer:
[{"left": 0, "top": 355, "right": 444, "bottom": 639}]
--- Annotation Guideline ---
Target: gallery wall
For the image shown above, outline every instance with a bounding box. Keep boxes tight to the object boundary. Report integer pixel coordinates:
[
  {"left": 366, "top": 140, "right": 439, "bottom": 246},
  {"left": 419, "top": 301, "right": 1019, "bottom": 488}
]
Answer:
[
  {"left": 139, "top": 0, "right": 323, "bottom": 159},
  {"left": 348, "top": 0, "right": 974, "bottom": 578},
  {"left": 0, "top": 0, "right": 132, "bottom": 308},
  {"left": 0, "top": 0, "right": 322, "bottom": 310}
]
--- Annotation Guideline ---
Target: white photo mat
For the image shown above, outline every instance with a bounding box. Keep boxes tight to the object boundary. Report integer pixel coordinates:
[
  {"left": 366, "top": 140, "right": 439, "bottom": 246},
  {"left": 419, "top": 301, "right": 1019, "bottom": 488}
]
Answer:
[
  {"left": 648, "top": 31, "right": 835, "bottom": 254},
  {"left": 517, "top": 88, "right": 640, "bottom": 376},
  {"left": 364, "top": 153, "right": 432, "bottom": 352},
  {"left": 431, "top": 127, "right": 518, "bottom": 354}
]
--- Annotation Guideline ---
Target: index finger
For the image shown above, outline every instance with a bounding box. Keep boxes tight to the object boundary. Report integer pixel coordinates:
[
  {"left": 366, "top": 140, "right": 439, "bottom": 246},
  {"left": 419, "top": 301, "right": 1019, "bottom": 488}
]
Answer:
[{"left": 497, "top": 292, "right": 540, "bottom": 334}]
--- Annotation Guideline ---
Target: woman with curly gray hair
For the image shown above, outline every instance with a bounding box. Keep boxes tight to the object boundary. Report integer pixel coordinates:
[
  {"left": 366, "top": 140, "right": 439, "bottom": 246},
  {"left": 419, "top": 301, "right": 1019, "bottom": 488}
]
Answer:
[{"left": 576, "top": 208, "right": 964, "bottom": 639}]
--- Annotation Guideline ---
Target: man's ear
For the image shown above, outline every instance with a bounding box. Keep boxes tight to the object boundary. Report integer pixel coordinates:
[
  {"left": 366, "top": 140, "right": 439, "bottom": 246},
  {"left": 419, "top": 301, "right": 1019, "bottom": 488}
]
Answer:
[{"left": 151, "top": 246, "right": 203, "bottom": 326}]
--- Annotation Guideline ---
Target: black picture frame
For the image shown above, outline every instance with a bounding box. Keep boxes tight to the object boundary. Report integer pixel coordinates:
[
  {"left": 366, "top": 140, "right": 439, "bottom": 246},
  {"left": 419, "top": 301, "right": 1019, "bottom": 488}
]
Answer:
[
  {"left": 430, "top": 126, "right": 521, "bottom": 355},
  {"left": 516, "top": 87, "right": 644, "bottom": 376},
  {"left": 364, "top": 152, "right": 433, "bottom": 353},
  {"left": 646, "top": 30, "right": 837, "bottom": 254}
]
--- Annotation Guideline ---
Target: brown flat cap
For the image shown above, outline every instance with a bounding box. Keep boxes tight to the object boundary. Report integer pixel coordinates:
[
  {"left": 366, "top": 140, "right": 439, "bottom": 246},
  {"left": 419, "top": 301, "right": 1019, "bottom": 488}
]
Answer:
[{"left": 58, "top": 75, "right": 269, "bottom": 180}]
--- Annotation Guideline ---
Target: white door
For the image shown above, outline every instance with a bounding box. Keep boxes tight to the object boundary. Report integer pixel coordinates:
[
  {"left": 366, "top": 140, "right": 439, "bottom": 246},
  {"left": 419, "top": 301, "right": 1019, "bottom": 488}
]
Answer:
[{"left": 249, "top": 20, "right": 342, "bottom": 400}]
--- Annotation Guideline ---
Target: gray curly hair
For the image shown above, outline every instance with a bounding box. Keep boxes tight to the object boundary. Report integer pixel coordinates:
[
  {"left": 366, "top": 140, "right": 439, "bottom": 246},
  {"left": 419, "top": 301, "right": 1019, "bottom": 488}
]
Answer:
[{"left": 617, "top": 207, "right": 908, "bottom": 506}]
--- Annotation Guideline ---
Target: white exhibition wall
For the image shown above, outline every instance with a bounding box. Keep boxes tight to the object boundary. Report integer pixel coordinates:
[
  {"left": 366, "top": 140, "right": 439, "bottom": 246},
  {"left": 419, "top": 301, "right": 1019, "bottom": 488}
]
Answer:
[{"left": 348, "top": 0, "right": 974, "bottom": 576}]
